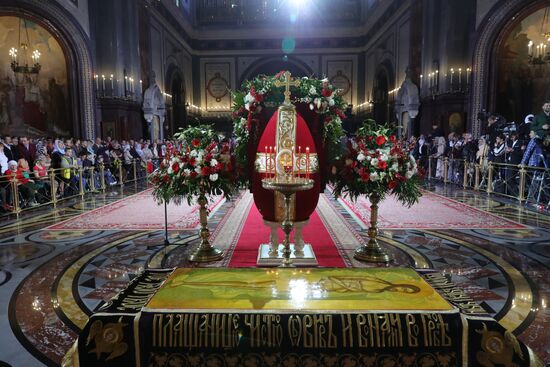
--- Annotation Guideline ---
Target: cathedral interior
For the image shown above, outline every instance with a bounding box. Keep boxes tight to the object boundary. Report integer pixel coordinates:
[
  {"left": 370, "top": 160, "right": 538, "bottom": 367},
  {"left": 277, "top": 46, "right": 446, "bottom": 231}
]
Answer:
[{"left": 0, "top": 0, "right": 549, "bottom": 366}]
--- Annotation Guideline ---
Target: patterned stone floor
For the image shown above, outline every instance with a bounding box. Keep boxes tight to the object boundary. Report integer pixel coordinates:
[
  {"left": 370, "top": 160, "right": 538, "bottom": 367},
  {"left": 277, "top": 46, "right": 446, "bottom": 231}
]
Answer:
[{"left": 0, "top": 181, "right": 548, "bottom": 366}]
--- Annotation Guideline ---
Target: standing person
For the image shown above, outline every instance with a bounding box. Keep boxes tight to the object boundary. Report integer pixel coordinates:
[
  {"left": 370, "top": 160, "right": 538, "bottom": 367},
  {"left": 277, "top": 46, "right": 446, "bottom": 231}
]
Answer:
[
  {"left": 486, "top": 114, "right": 501, "bottom": 147},
  {"left": 17, "top": 136, "right": 37, "bottom": 168},
  {"left": 433, "top": 136, "right": 446, "bottom": 179},
  {"left": 505, "top": 132, "right": 523, "bottom": 196},
  {"left": 492, "top": 134, "right": 506, "bottom": 164},
  {"left": 521, "top": 130, "right": 544, "bottom": 167},
  {"left": 532, "top": 101, "right": 550, "bottom": 139},
  {"left": 2, "top": 136, "right": 16, "bottom": 162}
]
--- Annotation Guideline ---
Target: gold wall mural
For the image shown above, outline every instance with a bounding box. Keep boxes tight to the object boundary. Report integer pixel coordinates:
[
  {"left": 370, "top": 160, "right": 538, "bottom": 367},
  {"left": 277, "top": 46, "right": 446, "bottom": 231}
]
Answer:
[{"left": 0, "top": 16, "right": 70, "bottom": 136}]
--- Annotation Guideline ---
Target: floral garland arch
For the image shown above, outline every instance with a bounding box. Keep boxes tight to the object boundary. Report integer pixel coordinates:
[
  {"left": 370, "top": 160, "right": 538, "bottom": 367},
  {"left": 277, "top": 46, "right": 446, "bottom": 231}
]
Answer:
[{"left": 231, "top": 71, "right": 348, "bottom": 185}]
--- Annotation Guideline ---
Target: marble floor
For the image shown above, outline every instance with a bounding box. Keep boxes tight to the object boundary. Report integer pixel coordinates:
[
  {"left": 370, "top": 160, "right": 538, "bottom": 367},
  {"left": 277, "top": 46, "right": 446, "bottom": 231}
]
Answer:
[{"left": 0, "top": 182, "right": 548, "bottom": 366}]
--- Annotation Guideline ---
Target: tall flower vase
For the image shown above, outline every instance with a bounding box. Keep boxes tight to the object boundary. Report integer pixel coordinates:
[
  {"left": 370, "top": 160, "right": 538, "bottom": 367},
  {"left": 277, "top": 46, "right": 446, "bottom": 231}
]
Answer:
[
  {"left": 189, "top": 195, "right": 224, "bottom": 262},
  {"left": 354, "top": 193, "right": 393, "bottom": 263}
]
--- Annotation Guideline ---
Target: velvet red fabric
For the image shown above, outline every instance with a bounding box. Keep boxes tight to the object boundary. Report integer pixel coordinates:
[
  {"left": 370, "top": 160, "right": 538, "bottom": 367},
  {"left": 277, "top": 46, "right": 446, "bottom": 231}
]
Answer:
[{"left": 252, "top": 109, "right": 320, "bottom": 222}]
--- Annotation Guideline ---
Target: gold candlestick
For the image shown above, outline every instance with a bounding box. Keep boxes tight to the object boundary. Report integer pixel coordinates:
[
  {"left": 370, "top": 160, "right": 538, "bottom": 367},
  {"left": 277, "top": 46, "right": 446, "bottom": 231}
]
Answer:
[
  {"left": 353, "top": 193, "right": 393, "bottom": 263},
  {"left": 189, "top": 195, "right": 224, "bottom": 262}
]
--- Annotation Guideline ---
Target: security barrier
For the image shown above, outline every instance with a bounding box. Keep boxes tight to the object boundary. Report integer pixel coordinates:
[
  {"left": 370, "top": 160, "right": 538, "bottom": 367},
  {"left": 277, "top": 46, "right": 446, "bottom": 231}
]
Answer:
[
  {"left": 1, "top": 159, "right": 149, "bottom": 215},
  {"left": 427, "top": 156, "right": 550, "bottom": 210}
]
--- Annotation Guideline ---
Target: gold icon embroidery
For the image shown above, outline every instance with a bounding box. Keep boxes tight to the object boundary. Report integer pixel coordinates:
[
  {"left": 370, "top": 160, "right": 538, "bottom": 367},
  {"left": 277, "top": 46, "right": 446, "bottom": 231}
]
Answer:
[{"left": 86, "top": 318, "right": 129, "bottom": 361}]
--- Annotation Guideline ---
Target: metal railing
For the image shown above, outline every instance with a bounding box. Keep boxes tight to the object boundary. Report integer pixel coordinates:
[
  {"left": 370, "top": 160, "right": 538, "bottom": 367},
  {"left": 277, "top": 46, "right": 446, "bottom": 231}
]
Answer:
[
  {"left": 1, "top": 159, "right": 150, "bottom": 215},
  {"left": 426, "top": 156, "right": 550, "bottom": 209}
]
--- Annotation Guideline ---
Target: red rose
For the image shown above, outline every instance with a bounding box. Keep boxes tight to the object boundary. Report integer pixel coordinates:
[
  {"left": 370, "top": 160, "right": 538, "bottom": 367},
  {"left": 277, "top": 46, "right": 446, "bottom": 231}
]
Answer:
[
  {"left": 205, "top": 153, "right": 213, "bottom": 162},
  {"left": 191, "top": 139, "right": 200, "bottom": 147},
  {"left": 367, "top": 136, "right": 373, "bottom": 142},
  {"left": 389, "top": 135, "right": 396, "bottom": 142},
  {"left": 189, "top": 157, "right": 196, "bottom": 166},
  {"left": 201, "top": 167, "right": 210, "bottom": 176},
  {"left": 321, "top": 89, "right": 332, "bottom": 97},
  {"left": 376, "top": 135, "right": 386, "bottom": 146},
  {"left": 359, "top": 168, "right": 370, "bottom": 182},
  {"left": 388, "top": 180, "right": 397, "bottom": 189},
  {"left": 163, "top": 175, "right": 170, "bottom": 182},
  {"left": 190, "top": 171, "right": 198, "bottom": 178},
  {"left": 377, "top": 160, "right": 387, "bottom": 170},
  {"left": 207, "top": 141, "right": 217, "bottom": 152},
  {"left": 172, "top": 162, "right": 180, "bottom": 173},
  {"left": 255, "top": 93, "right": 264, "bottom": 102}
]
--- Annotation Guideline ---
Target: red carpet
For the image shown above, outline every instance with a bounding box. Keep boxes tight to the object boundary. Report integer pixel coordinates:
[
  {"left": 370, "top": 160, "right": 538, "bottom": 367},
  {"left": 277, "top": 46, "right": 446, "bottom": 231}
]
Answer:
[
  {"left": 46, "top": 189, "right": 224, "bottom": 231},
  {"left": 228, "top": 204, "right": 346, "bottom": 268},
  {"left": 337, "top": 190, "right": 526, "bottom": 229}
]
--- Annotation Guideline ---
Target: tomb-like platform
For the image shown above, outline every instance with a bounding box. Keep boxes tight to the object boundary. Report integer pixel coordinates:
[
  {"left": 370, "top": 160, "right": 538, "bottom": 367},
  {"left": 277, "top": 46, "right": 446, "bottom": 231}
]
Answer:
[{"left": 63, "top": 268, "right": 541, "bottom": 367}]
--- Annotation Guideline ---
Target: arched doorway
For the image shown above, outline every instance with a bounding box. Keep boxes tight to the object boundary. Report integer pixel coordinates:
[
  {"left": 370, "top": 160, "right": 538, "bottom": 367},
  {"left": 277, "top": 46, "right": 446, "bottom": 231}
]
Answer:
[
  {"left": 0, "top": 0, "right": 94, "bottom": 138},
  {"left": 372, "top": 62, "right": 394, "bottom": 124},
  {"left": 471, "top": 0, "right": 550, "bottom": 137},
  {"left": 165, "top": 65, "right": 186, "bottom": 136},
  {"left": 171, "top": 74, "right": 186, "bottom": 132},
  {"left": 240, "top": 56, "right": 313, "bottom": 85}
]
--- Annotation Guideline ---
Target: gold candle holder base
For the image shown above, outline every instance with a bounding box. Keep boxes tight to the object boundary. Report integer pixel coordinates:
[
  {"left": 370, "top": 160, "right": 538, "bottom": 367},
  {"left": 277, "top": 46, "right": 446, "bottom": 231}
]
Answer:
[
  {"left": 353, "top": 193, "right": 393, "bottom": 263},
  {"left": 261, "top": 177, "right": 314, "bottom": 268},
  {"left": 189, "top": 195, "right": 224, "bottom": 263}
]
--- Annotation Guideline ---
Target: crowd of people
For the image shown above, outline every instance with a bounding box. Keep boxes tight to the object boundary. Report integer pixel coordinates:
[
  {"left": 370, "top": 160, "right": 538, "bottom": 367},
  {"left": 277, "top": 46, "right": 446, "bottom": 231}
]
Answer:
[
  {"left": 407, "top": 101, "right": 550, "bottom": 205},
  {"left": 0, "top": 136, "right": 169, "bottom": 211},
  {"left": 2, "top": 101, "right": 550, "bottom": 212}
]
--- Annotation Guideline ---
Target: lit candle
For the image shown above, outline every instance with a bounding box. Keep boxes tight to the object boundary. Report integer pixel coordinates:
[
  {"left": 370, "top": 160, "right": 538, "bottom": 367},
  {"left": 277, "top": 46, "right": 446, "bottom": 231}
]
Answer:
[
  {"left": 139, "top": 80, "right": 142, "bottom": 94},
  {"left": 291, "top": 146, "right": 295, "bottom": 177},
  {"left": 306, "top": 147, "right": 310, "bottom": 179},
  {"left": 265, "top": 145, "right": 268, "bottom": 178},
  {"left": 124, "top": 76, "right": 128, "bottom": 92},
  {"left": 101, "top": 75, "right": 105, "bottom": 91},
  {"left": 528, "top": 41, "right": 533, "bottom": 56},
  {"left": 271, "top": 146, "right": 275, "bottom": 178},
  {"left": 298, "top": 146, "right": 302, "bottom": 175},
  {"left": 537, "top": 44, "right": 541, "bottom": 58},
  {"left": 435, "top": 70, "right": 439, "bottom": 90},
  {"left": 420, "top": 74, "right": 423, "bottom": 91},
  {"left": 466, "top": 68, "right": 471, "bottom": 85},
  {"left": 450, "top": 68, "right": 454, "bottom": 89},
  {"left": 268, "top": 146, "right": 272, "bottom": 178},
  {"left": 9, "top": 47, "right": 17, "bottom": 63},
  {"left": 458, "top": 68, "right": 462, "bottom": 89},
  {"left": 94, "top": 74, "right": 99, "bottom": 90},
  {"left": 130, "top": 78, "right": 134, "bottom": 92},
  {"left": 110, "top": 74, "right": 114, "bottom": 93}
]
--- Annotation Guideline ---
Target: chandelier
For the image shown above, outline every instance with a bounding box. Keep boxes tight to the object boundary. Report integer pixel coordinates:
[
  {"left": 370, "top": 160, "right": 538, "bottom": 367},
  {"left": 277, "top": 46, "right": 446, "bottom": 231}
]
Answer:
[
  {"left": 527, "top": 7, "right": 550, "bottom": 65},
  {"left": 9, "top": 17, "right": 41, "bottom": 79}
]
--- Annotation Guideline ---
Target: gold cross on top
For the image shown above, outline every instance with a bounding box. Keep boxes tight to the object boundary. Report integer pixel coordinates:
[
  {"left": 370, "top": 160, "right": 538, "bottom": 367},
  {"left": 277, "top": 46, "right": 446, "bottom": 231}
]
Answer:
[{"left": 274, "top": 71, "right": 301, "bottom": 105}]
